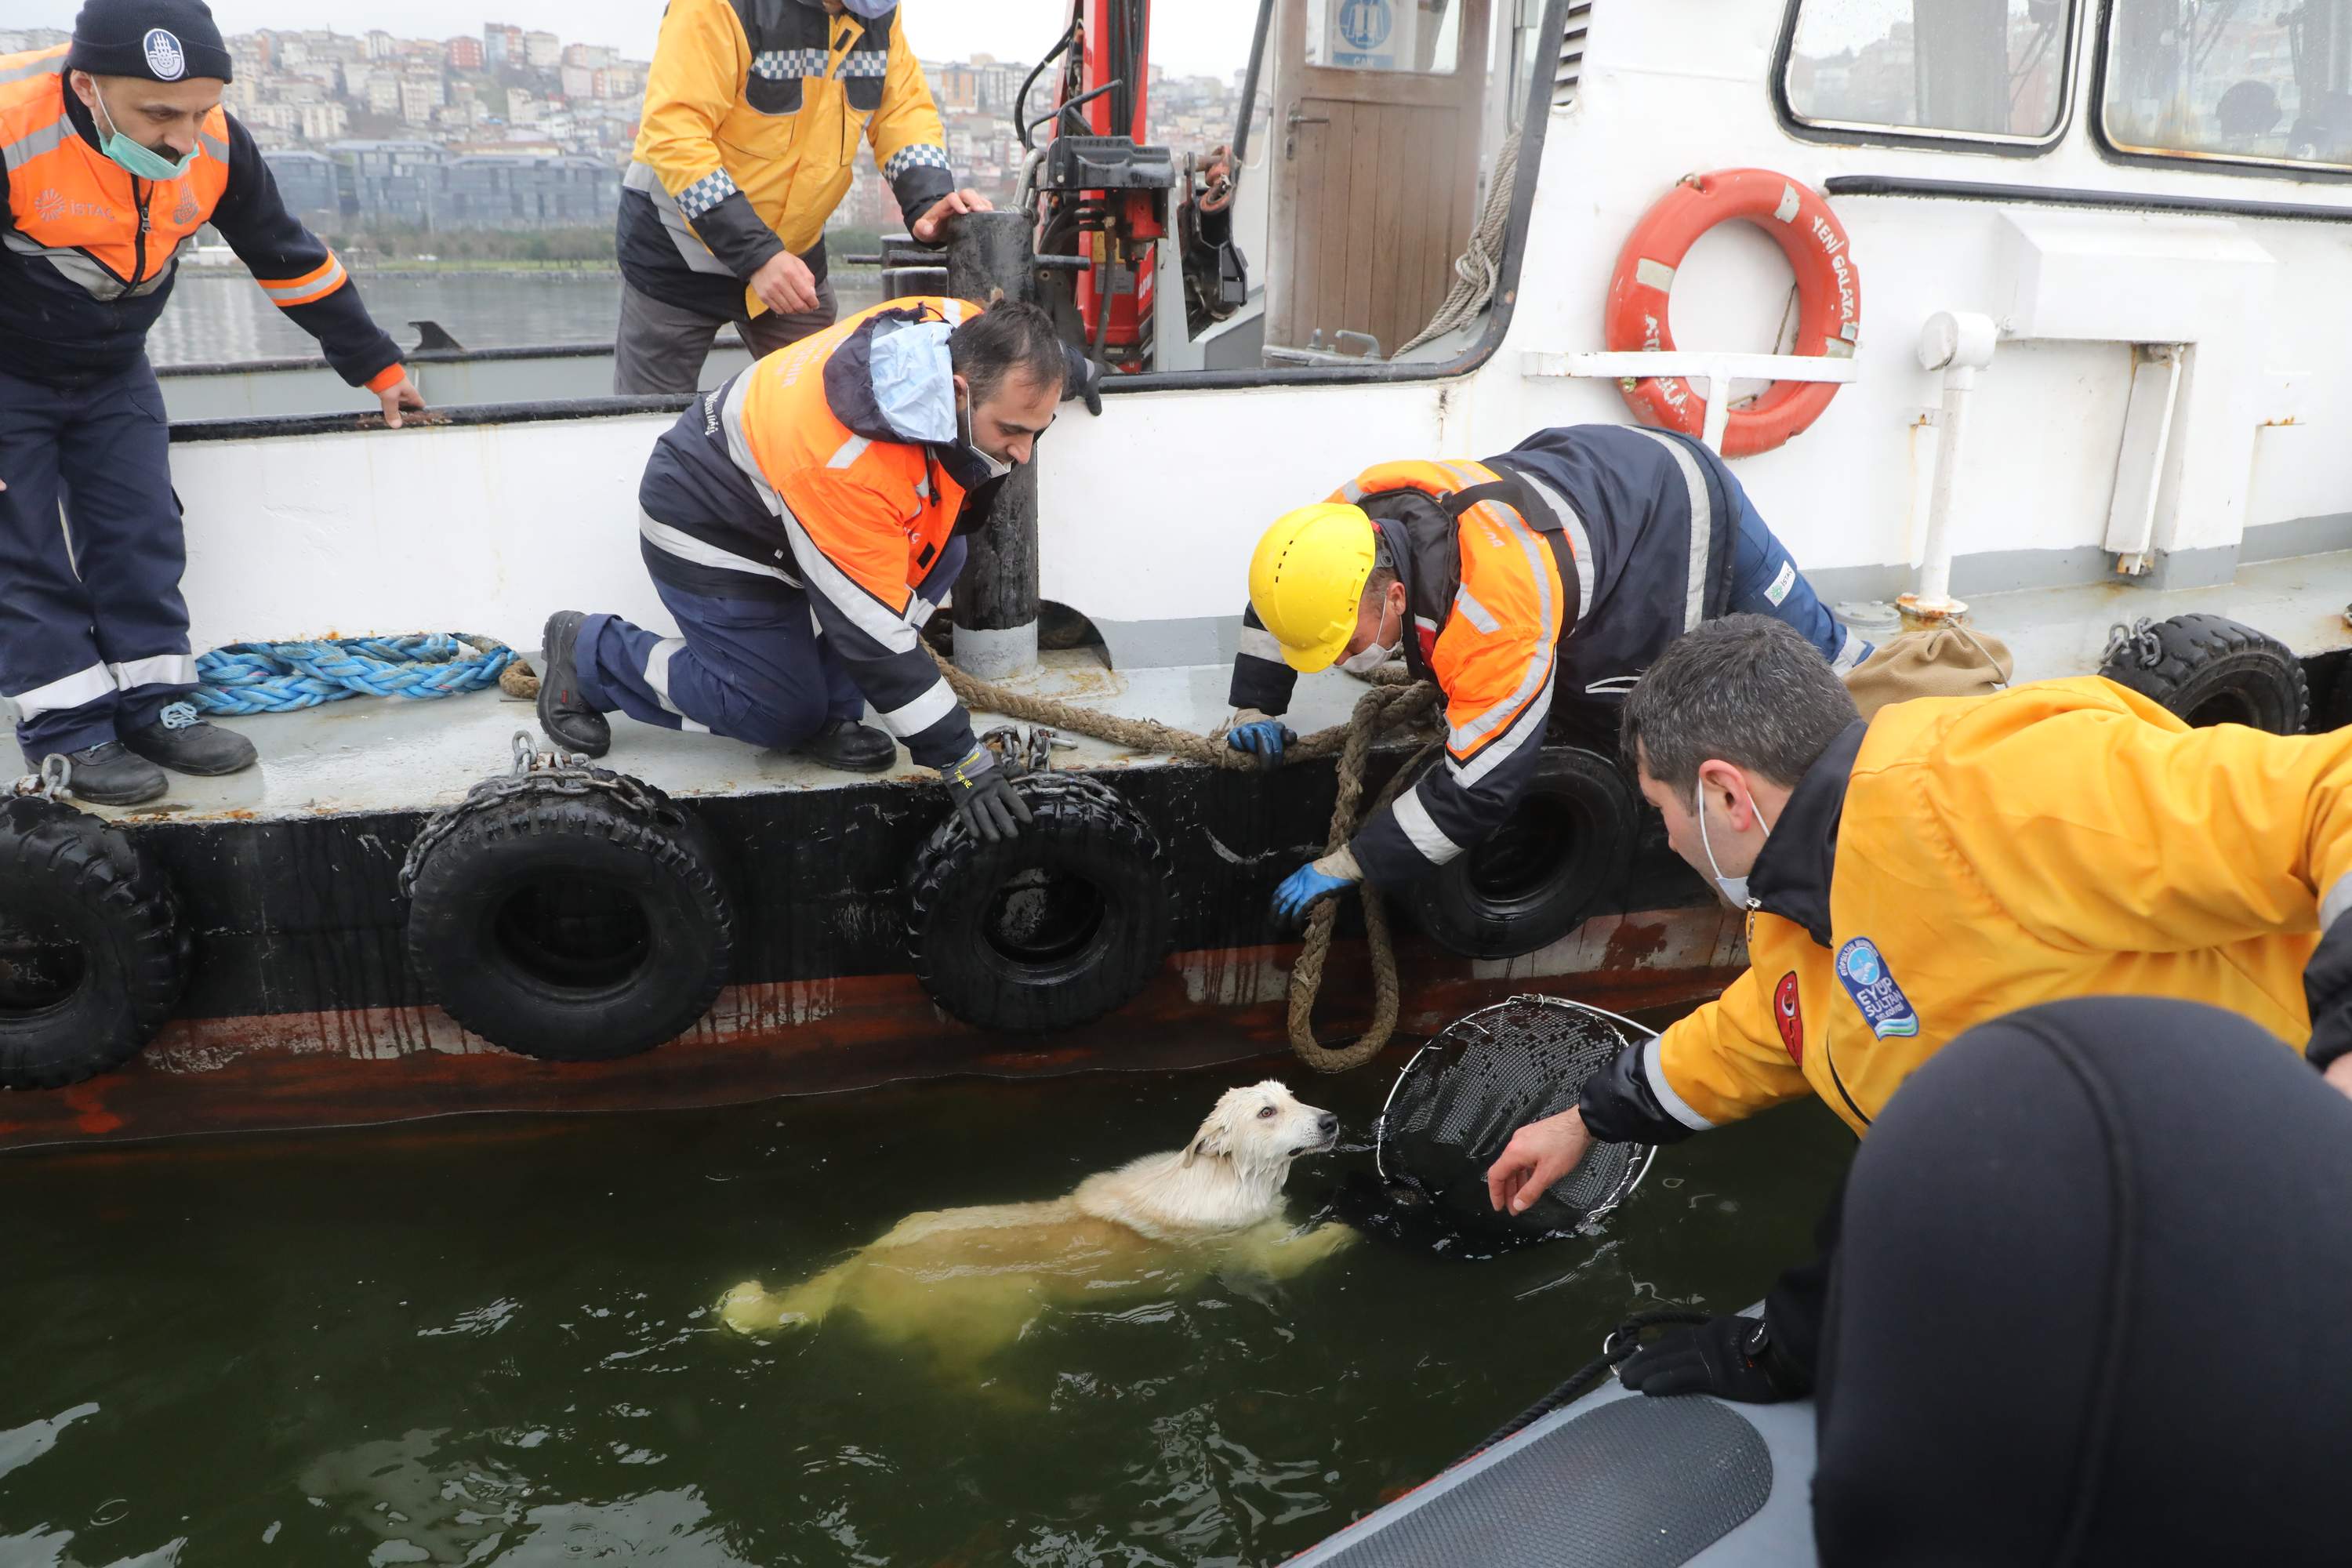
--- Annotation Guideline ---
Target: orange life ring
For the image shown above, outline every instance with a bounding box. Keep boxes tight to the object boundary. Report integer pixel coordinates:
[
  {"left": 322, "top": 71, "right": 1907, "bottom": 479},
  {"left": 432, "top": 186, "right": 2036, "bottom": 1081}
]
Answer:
[{"left": 1603, "top": 169, "right": 1860, "bottom": 459}]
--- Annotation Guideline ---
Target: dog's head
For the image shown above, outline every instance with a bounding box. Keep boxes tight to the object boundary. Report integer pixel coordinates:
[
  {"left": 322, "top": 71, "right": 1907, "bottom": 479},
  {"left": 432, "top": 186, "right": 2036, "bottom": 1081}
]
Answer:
[{"left": 1182, "top": 1080, "right": 1341, "bottom": 1178}]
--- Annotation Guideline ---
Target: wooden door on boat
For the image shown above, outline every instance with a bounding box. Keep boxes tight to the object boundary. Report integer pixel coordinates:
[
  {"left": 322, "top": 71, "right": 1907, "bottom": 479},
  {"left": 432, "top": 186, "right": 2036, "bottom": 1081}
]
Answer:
[{"left": 1264, "top": 0, "right": 1491, "bottom": 358}]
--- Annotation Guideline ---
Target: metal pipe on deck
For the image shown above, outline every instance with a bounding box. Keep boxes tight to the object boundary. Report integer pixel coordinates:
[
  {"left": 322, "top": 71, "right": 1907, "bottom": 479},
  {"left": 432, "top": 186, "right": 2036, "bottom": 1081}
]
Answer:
[
  {"left": 1901, "top": 310, "right": 1998, "bottom": 630},
  {"left": 946, "top": 210, "right": 1044, "bottom": 681}
]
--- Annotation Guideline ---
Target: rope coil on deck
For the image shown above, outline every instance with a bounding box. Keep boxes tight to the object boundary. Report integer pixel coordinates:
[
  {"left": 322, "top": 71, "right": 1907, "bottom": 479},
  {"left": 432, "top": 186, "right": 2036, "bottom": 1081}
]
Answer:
[{"left": 194, "top": 634, "right": 517, "bottom": 714}]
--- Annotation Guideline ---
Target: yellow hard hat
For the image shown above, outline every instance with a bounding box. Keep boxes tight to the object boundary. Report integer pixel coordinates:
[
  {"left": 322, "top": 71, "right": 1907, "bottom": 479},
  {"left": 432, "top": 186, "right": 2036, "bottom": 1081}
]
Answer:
[{"left": 1248, "top": 502, "right": 1378, "bottom": 673}]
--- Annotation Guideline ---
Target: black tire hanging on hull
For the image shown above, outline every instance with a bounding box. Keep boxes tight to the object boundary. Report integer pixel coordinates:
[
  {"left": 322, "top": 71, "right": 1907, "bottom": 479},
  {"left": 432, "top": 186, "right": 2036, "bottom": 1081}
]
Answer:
[
  {"left": 1406, "top": 747, "right": 1639, "bottom": 961},
  {"left": 906, "top": 771, "right": 1174, "bottom": 1033},
  {"left": 403, "top": 782, "right": 735, "bottom": 1062},
  {"left": 2100, "top": 612, "right": 2311, "bottom": 735},
  {"left": 0, "top": 795, "right": 187, "bottom": 1090}
]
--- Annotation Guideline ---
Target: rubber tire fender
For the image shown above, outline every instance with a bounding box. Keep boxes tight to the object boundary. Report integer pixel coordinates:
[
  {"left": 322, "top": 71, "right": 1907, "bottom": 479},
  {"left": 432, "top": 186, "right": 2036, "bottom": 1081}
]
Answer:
[
  {"left": 403, "top": 785, "right": 735, "bottom": 1061},
  {"left": 0, "top": 796, "right": 186, "bottom": 1090},
  {"left": 2099, "top": 612, "right": 2310, "bottom": 735},
  {"left": 1406, "top": 746, "right": 1639, "bottom": 961},
  {"left": 906, "top": 771, "right": 1174, "bottom": 1033}
]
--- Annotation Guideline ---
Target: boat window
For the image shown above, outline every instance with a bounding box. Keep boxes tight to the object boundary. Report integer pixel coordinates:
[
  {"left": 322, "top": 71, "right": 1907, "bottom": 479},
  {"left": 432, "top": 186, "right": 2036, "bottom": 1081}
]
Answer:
[
  {"left": 2101, "top": 0, "right": 2352, "bottom": 173},
  {"left": 1782, "top": 0, "right": 2078, "bottom": 145},
  {"left": 1305, "top": 0, "right": 1468, "bottom": 73}
]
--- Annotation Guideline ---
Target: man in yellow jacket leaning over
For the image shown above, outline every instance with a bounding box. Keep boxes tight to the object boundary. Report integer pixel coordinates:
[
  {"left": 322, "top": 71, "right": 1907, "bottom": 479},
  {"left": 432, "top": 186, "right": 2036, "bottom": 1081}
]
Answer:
[
  {"left": 1486, "top": 614, "right": 2352, "bottom": 1396},
  {"left": 615, "top": 0, "right": 990, "bottom": 394}
]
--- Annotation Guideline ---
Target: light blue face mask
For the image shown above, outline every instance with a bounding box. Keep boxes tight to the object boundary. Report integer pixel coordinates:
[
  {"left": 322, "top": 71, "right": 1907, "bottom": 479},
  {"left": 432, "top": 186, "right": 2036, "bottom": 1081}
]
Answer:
[
  {"left": 92, "top": 84, "right": 197, "bottom": 181},
  {"left": 839, "top": 0, "right": 897, "bottom": 16}
]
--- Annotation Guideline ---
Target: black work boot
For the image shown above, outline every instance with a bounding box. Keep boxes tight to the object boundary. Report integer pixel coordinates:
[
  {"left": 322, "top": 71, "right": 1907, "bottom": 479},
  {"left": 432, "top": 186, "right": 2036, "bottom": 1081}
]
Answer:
[
  {"left": 789, "top": 717, "right": 895, "bottom": 773},
  {"left": 537, "top": 610, "right": 612, "bottom": 758},
  {"left": 24, "top": 741, "right": 168, "bottom": 806},
  {"left": 122, "top": 702, "right": 258, "bottom": 775}
]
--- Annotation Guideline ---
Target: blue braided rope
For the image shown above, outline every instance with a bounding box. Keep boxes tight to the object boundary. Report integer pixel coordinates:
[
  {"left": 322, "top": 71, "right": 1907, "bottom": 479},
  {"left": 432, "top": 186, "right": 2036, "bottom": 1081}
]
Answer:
[{"left": 192, "top": 633, "right": 517, "bottom": 716}]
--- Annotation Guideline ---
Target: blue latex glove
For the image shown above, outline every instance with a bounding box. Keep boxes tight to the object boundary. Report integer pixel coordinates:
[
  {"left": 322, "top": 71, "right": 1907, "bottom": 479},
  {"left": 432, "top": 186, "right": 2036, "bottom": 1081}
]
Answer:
[
  {"left": 1228, "top": 717, "right": 1298, "bottom": 771},
  {"left": 1272, "top": 862, "right": 1354, "bottom": 925}
]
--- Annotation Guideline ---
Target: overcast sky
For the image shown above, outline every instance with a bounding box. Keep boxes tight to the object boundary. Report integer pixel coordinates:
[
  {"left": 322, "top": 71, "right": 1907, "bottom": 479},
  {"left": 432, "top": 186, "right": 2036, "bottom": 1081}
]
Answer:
[{"left": 13, "top": 1, "right": 1262, "bottom": 78}]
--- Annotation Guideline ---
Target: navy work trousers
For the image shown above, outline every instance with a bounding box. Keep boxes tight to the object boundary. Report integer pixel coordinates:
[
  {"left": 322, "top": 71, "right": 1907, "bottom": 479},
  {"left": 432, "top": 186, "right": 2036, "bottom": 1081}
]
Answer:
[
  {"left": 575, "top": 535, "right": 967, "bottom": 750},
  {"left": 0, "top": 358, "right": 198, "bottom": 759}
]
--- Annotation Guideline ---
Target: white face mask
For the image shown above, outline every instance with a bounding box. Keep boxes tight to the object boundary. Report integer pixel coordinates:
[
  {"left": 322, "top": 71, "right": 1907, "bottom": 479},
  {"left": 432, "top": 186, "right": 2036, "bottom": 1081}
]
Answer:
[
  {"left": 1694, "top": 778, "right": 1773, "bottom": 909},
  {"left": 1338, "top": 596, "right": 1399, "bottom": 676}
]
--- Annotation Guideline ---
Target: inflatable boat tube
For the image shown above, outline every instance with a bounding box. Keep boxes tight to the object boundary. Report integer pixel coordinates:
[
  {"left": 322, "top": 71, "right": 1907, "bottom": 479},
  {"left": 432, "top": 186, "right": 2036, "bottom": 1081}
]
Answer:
[
  {"left": 906, "top": 771, "right": 1173, "bottom": 1033},
  {"left": 1288, "top": 1312, "right": 1816, "bottom": 1566},
  {"left": 403, "top": 779, "right": 735, "bottom": 1060},
  {"left": 1407, "top": 748, "right": 1637, "bottom": 960},
  {"left": 0, "top": 793, "right": 187, "bottom": 1090}
]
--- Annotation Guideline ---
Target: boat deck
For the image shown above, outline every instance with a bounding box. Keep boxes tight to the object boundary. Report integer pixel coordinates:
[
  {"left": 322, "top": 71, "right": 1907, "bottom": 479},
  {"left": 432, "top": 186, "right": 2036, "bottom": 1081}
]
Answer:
[
  {"left": 73, "top": 650, "right": 1378, "bottom": 826},
  {"left": 56, "top": 545, "right": 2352, "bottom": 828}
]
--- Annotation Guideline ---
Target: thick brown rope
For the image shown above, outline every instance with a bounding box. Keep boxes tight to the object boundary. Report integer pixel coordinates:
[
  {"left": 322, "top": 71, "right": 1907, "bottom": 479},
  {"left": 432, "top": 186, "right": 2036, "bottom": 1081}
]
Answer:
[
  {"left": 504, "top": 648, "right": 1439, "bottom": 1072},
  {"left": 1283, "top": 690, "right": 1444, "bottom": 1073}
]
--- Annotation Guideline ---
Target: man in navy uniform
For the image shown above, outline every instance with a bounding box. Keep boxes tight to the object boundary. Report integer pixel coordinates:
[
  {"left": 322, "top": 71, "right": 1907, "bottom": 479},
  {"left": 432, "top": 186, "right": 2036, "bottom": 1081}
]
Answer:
[{"left": 0, "top": 0, "right": 423, "bottom": 803}]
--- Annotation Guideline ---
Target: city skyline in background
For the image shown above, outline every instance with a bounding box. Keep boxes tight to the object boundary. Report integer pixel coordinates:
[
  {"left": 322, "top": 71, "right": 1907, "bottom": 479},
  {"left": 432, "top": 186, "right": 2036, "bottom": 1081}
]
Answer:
[
  {"left": 0, "top": 10, "right": 1251, "bottom": 249},
  {"left": 6, "top": 0, "right": 1253, "bottom": 80}
]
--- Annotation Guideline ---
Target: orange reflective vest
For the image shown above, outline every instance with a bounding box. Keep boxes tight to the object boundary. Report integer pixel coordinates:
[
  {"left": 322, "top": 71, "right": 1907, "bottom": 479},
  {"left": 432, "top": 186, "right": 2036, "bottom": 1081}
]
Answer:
[
  {"left": 638, "top": 296, "right": 985, "bottom": 768},
  {"left": 0, "top": 47, "right": 399, "bottom": 388}
]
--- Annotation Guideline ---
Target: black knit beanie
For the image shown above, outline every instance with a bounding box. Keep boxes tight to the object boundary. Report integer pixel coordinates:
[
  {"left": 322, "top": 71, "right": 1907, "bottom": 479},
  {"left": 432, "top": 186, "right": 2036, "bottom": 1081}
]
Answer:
[{"left": 68, "top": 0, "right": 234, "bottom": 85}]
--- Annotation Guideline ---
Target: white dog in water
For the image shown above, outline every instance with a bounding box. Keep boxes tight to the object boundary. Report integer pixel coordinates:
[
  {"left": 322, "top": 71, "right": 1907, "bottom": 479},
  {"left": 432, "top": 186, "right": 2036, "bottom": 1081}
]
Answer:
[{"left": 718, "top": 1080, "right": 1354, "bottom": 1365}]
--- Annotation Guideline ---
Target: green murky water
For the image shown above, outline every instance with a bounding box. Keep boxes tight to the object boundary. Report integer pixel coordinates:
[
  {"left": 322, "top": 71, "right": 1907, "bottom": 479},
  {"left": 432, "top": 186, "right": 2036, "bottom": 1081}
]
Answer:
[{"left": 1, "top": 1046, "right": 1849, "bottom": 1567}]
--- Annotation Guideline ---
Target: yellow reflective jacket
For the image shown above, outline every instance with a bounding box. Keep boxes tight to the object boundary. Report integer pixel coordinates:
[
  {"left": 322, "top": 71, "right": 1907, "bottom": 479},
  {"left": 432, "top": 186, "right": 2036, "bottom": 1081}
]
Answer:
[
  {"left": 620, "top": 0, "right": 953, "bottom": 319},
  {"left": 1582, "top": 677, "right": 2352, "bottom": 1142}
]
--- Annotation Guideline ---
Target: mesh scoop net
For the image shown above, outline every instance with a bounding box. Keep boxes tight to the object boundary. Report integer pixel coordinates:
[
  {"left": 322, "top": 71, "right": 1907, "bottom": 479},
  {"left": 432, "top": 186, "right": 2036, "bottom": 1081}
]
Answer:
[{"left": 1375, "top": 995, "right": 1657, "bottom": 1243}]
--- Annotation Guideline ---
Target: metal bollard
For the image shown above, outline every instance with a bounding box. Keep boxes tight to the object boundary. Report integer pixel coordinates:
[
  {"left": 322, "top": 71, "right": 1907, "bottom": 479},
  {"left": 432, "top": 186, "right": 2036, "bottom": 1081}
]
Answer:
[{"left": 946, "top": 211, "right": 1044, "bottom": 682}]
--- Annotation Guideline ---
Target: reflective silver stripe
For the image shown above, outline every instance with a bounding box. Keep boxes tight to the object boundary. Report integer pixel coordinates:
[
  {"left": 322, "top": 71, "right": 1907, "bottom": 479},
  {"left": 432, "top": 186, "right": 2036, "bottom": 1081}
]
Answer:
[
  {"left": 1437, "top": 462, "right": 1555, "bottom": 762},
  {"left": 1642, "top": 1033, "right": 1716, "bottom": 1131},
  {"left": 109, "top": 653, "right": 196, "bottom": 691},
  {"left": 1452, "top": 586, "right": 1500, "bottom": 636},
  {"left": 258, "top": 256, "right": 346, "bottom": 301},
  {"left": 1390, "top": 782, "right": 1467, "bottom": 866},
  {"left": 877, "top": 678, "right": 956, "bottom": 739},
  {"left": 2324, "top": 869, "right": 2352, "bottom": 932},
  {"left": 9, "top": 662, "right": 114, "bottom": 719},
  {"left": 1338, "top": 479, "right": 1365, "bottom": 502},
  {"left": 1237, "top": 624, "right": 1284, "bottom": 663},
  {"left": 626, "top": 158, "right": 735, "bottom": 278},
  {"left": 1, "top": 115, "right": 68, "bottom": 171},
  {"left": 0, "top": 53, "right": 67, "bottom": 86},
  {"left": 906, "top": 593, "right": 940, "bottom": 627},
  {"left": 6, "top": 229, "right": 129, "bottom": 299},
  {"left": 1519, "top": 470, "right": 1595, "bottom": 621},
  {"left": 938, "top": 299, "right": 967, "bottom": 325},
  {"left": 638, "top": 510, "right": 790, "bottom": 581},
  {"left": 1831, "top": 624, "right": 1866, "bottom": 674},
  {"left": 642, "top": 638, "right": 686, "bottom": 713},
  {"left": 1630, "top": 430, "right": 1712, "bottom": 632},
  {"left": 641, "top": 639, "right": 710, "bottom": 732},
  {"left": 828, "top": 434, "right": 870, "bottom": 469},
  {"left": 1451, "top": 678, "right": 1552, "bottom": 790},
  {"left": 196, "top": 125, "right": 228, "bottom": 165}
]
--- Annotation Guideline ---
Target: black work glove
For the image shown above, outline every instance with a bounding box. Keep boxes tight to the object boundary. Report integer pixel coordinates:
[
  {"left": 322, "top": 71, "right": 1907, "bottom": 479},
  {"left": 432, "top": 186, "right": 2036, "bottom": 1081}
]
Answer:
[
  {"left": 1617, "top": 1312, "right": 1810, "bottom": 1404},
  {"left": 1062, "top": 344, "right": 1104, "bottom": 416},
  {"left": 944, "top": 744, "right": 1033, "bottom": 844},
  {"left": 2305, "top": 909, "right": 2352, "bottom": 1074}
]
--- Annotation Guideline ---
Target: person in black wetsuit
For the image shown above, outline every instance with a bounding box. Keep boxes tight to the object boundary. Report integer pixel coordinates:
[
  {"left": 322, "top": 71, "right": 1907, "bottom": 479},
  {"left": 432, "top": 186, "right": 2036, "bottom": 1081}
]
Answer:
[{"left": 1628, "top": 996, "right": 2352, "bottom": 1565}]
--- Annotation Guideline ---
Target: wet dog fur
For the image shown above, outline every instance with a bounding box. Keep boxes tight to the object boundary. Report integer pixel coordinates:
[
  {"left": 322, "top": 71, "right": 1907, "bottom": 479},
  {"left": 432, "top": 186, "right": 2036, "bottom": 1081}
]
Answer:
[{"left": 717, "top": 1080, "right": 1353, "bottom": 1365}]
